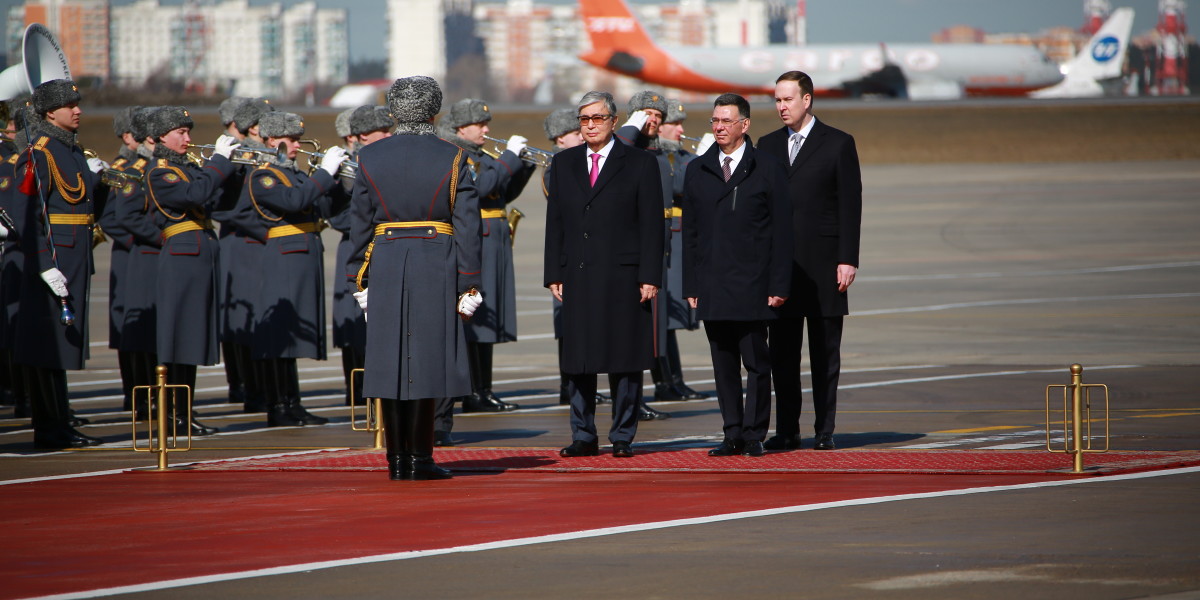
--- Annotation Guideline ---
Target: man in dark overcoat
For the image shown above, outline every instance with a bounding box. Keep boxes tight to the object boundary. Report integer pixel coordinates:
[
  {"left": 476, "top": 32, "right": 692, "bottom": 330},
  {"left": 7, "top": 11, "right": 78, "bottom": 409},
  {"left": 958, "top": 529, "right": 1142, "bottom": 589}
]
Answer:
[
  {"left": 9, "top": 80, "right": 107, "bottom": 448},
  {"left": 245, "top": 111, "right": 347, "bottom": 427},
  {"left": 757, "top": 71, "right": 862, "bottom": 451},
  {"left": 683, "top": 93, "right": 792, "bottom": 458},
  {"left": 543, "top": 90, "right": 664, "bottom": 459},
  {"left": 347, "top": 76, "right": 482, "bottom": 481},
  {"left": 144, "top": 106, "right": 240, "bottom": 436}
]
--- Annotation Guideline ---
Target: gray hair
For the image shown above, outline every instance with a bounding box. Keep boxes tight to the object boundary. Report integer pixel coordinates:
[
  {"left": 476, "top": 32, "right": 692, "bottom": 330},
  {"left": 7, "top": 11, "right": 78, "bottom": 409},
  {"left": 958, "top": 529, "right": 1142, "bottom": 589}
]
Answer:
[{"left": 576, "top": 91, "right": 617, "bottom": 118}]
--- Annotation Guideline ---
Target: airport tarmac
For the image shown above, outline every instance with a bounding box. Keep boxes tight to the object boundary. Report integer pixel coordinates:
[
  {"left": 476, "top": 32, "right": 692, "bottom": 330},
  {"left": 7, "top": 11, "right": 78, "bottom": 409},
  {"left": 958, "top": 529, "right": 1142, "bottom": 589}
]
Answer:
[{"left": 2, "top": 159, "right": 1198, "bottom": 599}]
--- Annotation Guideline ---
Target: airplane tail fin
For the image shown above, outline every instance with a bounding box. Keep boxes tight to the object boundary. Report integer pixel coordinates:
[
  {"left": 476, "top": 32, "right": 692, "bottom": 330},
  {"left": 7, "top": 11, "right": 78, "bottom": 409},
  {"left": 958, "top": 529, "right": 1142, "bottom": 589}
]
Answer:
[
  {"left": 1031, "top": 7, "right": 1134, "bottom": 98},
  {"left": 578, "top": 0, "right": 657, "bottom": 54}
]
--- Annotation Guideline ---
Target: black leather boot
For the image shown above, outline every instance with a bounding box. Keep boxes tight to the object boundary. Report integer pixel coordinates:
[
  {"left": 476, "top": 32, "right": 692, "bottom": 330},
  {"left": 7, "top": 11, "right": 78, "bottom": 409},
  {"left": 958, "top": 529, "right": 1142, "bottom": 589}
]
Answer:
[
  {"left": 382, "top": 398, "right": 408, "bottom": 480},
  {"left": 404, "top": 398, "right": 452, "bottom": 480},
  {"left": 28, "top": 366, "right": 103, "bottom": 449},
  {"left": 166, "top": 363, "right": 218, "bottom": 436},
  {"left": 264, "top": 359, "right": 303, "bottom": 427},
  {"left": 282, "top": 359, "right": 328, "bottom": 425}
]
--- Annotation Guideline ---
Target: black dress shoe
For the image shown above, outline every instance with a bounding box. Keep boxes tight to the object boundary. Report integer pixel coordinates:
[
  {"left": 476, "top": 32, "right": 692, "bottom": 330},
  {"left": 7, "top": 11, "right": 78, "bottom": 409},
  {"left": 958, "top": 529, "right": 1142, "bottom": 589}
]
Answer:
[
  {"left": 708, "top": 440, "right": 743, "bottom": 457},
  {"left": 287, "top": 403, "right": 329, "bottom": 425},
  {"left": 560, "top": 440, "right": 599, "bottom": 457},
  {"left": 743, "top": 440, "right": 765, "bottom": 457},
  {"left": 638, "top": 404, "right": 671, "bottom": 421},
  {"left": 763, "top": 433, "right": 803, "bottom": 451},
  {"left": 813, "top": 434, "right": 836, "bottom": 450},
  {"left": 652, "top": 383, "right": 685, "bottom": 401},
  {"left": 434, "top": 430, "right": 456, "bottom": 447},
  {"left": 34, "top": 427, "right": 103, "bottom": 450},
  {"left": 174, "top": 415, "right": 220, "bottom": 437},
  {"left": 462, "top": 392, "right": 519, "bottom": 413},
  {"left": 612, "top": 440, "right": 634, "bottom": 458},
  {"left": 674, "top": 383, "right": 708, "bottom": 400},
  {"left": 594, "top": 392, "right": 612, "bottom": 404}
]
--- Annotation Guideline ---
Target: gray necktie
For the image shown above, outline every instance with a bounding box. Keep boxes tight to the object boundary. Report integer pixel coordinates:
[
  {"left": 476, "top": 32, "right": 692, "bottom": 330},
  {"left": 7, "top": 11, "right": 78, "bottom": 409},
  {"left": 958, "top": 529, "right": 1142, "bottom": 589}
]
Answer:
[
  {"left": 722, "top": 156, "right": 732, "bottom": 182},
  {"left": 789, "top": 132, "right": 804, "bottom": 165}
]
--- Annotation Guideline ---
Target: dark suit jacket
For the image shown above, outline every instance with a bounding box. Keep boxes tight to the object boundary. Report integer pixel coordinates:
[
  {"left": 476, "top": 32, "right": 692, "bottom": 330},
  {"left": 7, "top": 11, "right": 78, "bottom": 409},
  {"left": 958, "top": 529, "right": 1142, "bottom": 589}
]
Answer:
[
  {"left": 757, "top": 119, "right": 861, "bottom": 317},
  {"left": 681, "top": 138, "right": 792, "bottom": 322},
  {"left": 543, "top": 138, "right": 663, "bottom": 374}
]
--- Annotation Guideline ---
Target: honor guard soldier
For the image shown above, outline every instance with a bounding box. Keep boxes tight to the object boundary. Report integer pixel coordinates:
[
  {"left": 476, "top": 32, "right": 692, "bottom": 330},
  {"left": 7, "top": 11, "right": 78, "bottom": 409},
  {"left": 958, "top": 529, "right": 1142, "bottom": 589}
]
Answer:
[
  {"left": 329, "top": 106, "right": 391, "bottom": 409},
  {"left": 1, "top": 99, "right": 27, "bottom": 418},
  {"left": 219, "top": 97, "right": 275, "bottom": 414},
  {"left": 100, "top": 106, "right": 142, "bottom": 411},
  {"left": 9, "top": 80, "right": 108, "bottom": 448},
  {"left": 245, "top": 111, "right": 347, "bottom": 427},
  {"left": 347, "top": 76, "right": 482, "bottom": 480},
  {"left": 218, "top": 96, "right": 249, "bottom": 139},
  {"left": 436, "top": 99, "right": 529, "bottom": 422},
  {"left": 113, "top": 106, "right": 161, "bottom": 413},
  {"left": 144, "top": 106, "right": 241, "bottom": 435}
]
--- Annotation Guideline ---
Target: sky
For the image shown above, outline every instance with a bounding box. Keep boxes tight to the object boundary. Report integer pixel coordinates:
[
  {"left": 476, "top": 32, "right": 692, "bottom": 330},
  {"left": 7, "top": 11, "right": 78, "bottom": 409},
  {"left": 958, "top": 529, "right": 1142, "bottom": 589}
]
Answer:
[{"left": 0, "top": 0, "right": 1174, "bottom": 63}]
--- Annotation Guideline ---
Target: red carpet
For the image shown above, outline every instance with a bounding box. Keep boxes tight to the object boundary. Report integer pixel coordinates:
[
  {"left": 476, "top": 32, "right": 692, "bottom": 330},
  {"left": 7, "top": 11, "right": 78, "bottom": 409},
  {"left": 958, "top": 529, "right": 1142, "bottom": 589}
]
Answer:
[{"left": 184, "top": 447, "right": 1200, "bottom": 476}]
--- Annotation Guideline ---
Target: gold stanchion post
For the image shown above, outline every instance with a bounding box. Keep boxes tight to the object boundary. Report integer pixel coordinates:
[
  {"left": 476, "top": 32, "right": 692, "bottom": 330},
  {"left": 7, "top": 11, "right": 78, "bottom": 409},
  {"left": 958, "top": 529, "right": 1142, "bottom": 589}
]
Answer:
[{"left": 1045, "top": 363, "right": 1110, "bottom": 473}]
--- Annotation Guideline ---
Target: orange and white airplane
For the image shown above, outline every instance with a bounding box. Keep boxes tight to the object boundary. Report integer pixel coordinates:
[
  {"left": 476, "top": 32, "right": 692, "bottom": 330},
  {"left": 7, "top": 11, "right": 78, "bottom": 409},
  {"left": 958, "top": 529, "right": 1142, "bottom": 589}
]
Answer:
[{"left": 578, "top": 0, "right": 1068, "bottom": 99}]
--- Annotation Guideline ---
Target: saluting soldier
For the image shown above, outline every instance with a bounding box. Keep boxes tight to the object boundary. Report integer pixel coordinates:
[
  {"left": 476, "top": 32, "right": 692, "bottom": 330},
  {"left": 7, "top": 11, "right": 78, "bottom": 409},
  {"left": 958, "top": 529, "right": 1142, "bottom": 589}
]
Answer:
[
  {"left": 9, "top": 80, "right": 108, "bottom": 448},
  {"left": 99, "top": 106, "right": 142, "bottom": 411},
  {"left": 113, "top": 106, "right": 160, "bottom": 411},
  {"left": 144, "top": 106, "right": 240, "bottom": 436},
  {"left": 347, "top": 76, "right": 482, "bottom": 481},
  {"left": 218, "top": 97, "right": 274, "bottom": 413},
  {"left": 436, "top": 98, "right": 529, "bottom": 429},
  {"left": 245, "top": 111, "right": 347, "bottom": 427},
  {"left": 329, "top": 106, "right": 391, "bottom": 408}
]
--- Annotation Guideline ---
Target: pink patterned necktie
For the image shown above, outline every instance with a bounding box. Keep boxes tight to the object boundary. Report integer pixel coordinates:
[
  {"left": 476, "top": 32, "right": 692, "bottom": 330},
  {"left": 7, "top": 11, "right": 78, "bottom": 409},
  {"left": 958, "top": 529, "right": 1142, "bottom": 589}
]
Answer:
[
  {"left": 589, "top": 153, "right": 601, "bottom": 187},
  {"left": 722, "top": 156, "right": 732, "bottom": 182}
]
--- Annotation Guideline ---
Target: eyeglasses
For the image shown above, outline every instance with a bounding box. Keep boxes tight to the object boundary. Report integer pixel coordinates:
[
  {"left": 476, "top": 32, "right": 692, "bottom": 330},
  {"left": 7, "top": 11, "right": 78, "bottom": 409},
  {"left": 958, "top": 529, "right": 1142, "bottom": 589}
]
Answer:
[
  {"left": 578, "top": 114, "right": 613, "bottom": 125},
  {"left": 709, "top": 118, "right": 746, "bottom": 127}
]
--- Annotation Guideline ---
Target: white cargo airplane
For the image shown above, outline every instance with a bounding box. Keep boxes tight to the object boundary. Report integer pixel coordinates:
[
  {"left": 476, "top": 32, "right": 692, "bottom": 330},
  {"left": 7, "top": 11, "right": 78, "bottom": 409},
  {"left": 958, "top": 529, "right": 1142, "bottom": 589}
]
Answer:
[
  {"left": 578, "top": 0, "right": 1071, "bottom": 99},
  {"left": 1030, "top": 7, "right": 1135, "bottom": 98}
]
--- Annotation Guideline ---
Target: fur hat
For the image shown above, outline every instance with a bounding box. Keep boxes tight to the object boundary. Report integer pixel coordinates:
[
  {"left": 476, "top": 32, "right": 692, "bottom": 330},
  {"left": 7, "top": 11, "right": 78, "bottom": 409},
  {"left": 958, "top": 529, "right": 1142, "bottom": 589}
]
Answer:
[
  {"left": 440, "top": 98, "right": 491, "bottom": 131},
  {"left": 349, "top": 106, "right": 394, "bottom": 135},
  {"left": 232, "top": 97, "right": 274, "bottom": 133},
  {"left": 112, "top": 105, "right": 141, "bottom": 137},
  {"left": 627, "top": 91, "right": 668, "bottom": 116},
  {"left": 664, "top": 99, "right": 687, "bottom": 123},
  {"left": 219, "top": 96, "right": 250, "bottom": 126},
  {"left": 258, "top": 111, "right": 305, "bottom": 139},
  {"left": 147, "top": 106, "right": 194, "bottom": 139},
  {"left": 543, "top": 107, "right": 579, "bottom": 141},
  {"left": 32, "top": 79, "right": 81, "bottom": 115},
  {"left": 335, "top": 107, "right": 356, "bottom": 138},
  {"left": 129, "top": 106, "right": 157, "bottom": 142},
  {"left": 386, "top": 76, "right": 442, "bottom": 124}
]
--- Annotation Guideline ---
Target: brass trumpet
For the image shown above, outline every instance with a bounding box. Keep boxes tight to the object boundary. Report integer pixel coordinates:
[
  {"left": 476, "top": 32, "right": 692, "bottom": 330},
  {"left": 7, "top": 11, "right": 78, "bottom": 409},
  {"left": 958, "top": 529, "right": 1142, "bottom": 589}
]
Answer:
[
  {"left": 483, "top": 135, "right": 553, "bottom": 168},
  {"left": 680, "top": 135, "right": 704, "bottom": 152},
  {"left": 294, "top": 148, "right": 358, "bottom": 180},
  {"left": 187, "top": 143, "right": 284, "bottom": 165},
  {"left": 507, "top": 208, "right": 524, "bottom": 248},
  {"left": 100, "top": 167, "right": 142, "bottom": 187}
]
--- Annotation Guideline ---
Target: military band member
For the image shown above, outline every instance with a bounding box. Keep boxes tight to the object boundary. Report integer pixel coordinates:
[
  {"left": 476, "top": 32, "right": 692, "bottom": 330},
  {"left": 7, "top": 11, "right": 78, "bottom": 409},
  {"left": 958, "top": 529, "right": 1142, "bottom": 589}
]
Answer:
[
  {"left": 100, "top": 106, "right": 142, "bottom": 411},
  {"left": 144, "top": 106, "right": 240, "bottom": 435},
  {"left": 218, "top": 97, "right": 275, "bottom": 413},
  {"left": 9, "top": 80, "right": 108, "bottom": 448},
  {"left": 434, "top": 97, "right": 526, "bottom": 444},
  {"left": 348, "top": 76, "right": 482, "bottom": 480},
  {"left": 329, "top": 106, "right": 391, "bottom": 409},
  {"left": 246, "top": 111, "right": 347, "bottom": 427},
  {"left": 0, "top": 99, "right": 27, "bottom": 417},
  {"left": 218, "top": 96, "right": 249, "bottom": 139},
  {"left": 113, "top": 106, "right": 161, "bottom": 411}
]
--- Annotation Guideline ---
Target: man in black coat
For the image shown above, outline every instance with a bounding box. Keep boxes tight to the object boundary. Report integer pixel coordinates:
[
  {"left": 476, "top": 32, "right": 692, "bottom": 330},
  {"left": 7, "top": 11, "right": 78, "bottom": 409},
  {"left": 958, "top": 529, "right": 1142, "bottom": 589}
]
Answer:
[
  {"left": 682, "top": 93, "right": 792, "bottom": 458},
  {"left": 756, "top": 71, "right": 862, "bottom": 451},
  {"left": 544, "top": 91, "right": 663, "bottom": 458}
]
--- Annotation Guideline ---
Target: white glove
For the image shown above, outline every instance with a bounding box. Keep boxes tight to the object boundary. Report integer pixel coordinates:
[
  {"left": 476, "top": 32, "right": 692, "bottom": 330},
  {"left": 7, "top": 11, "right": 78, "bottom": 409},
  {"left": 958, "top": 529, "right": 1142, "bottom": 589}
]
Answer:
[
  {"left": 353, "top": 288, "right": 368, "bottom": 313},
  {"left": 87, "top": 157, "right": 108, "bottom": 174},
  {"left": 319, "top": 146, "right": 348, "bottom": 176},
  {"left": 456, "top": 290, "right": 483, "bottom": 318},
  {"left": 695, "top": 132, "right": 715, "bottom": 156},
  {"left": 0, "top": 221, "right": 7, "bottom": 240},
  {"left": 621, "top": 110, "right": 649, "bottom": 131},
  {"left": 213, "top": 134, "right": 241, "bottom": 159},
  {"left": 505, "top": 135, "right": 527, "bottom": 157},
  {"left": 40, "top": 268, "right": 69, "bottom": 298}
]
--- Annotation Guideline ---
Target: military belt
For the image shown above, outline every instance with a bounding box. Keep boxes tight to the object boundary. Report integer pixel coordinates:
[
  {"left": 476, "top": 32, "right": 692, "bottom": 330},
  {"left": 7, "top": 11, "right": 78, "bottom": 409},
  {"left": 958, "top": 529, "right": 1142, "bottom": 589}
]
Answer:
[
  {"left": 48, "top": 214, "right": 94, "bottom": 225},
  {"left": 266, "top": 221, "right": 319, "bottom": 239},
  {"left": 480, "top": 208, "right": 507, "bottom": 219},
  {"left": 162, "top": 219, "right": 209, "bottom": 239},
  {"left": 374, "top": 221, "right": 454, "bottom": 236},
  {"left": 664, "top": 207, "right": 682, "bottom": 219}
]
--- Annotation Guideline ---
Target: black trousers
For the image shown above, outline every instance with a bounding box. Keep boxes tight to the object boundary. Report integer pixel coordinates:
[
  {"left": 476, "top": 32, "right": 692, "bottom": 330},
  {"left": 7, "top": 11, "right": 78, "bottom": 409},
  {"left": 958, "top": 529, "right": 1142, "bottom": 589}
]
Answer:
[
  {"left": 565, "top": 371, "right": 641, "bottom": 444},
  {"left": 704, "top": 320, "right": 772, "bottom": 443},
  {"left": 768, "top": 315, "right": 843, "bottom": 437}
]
